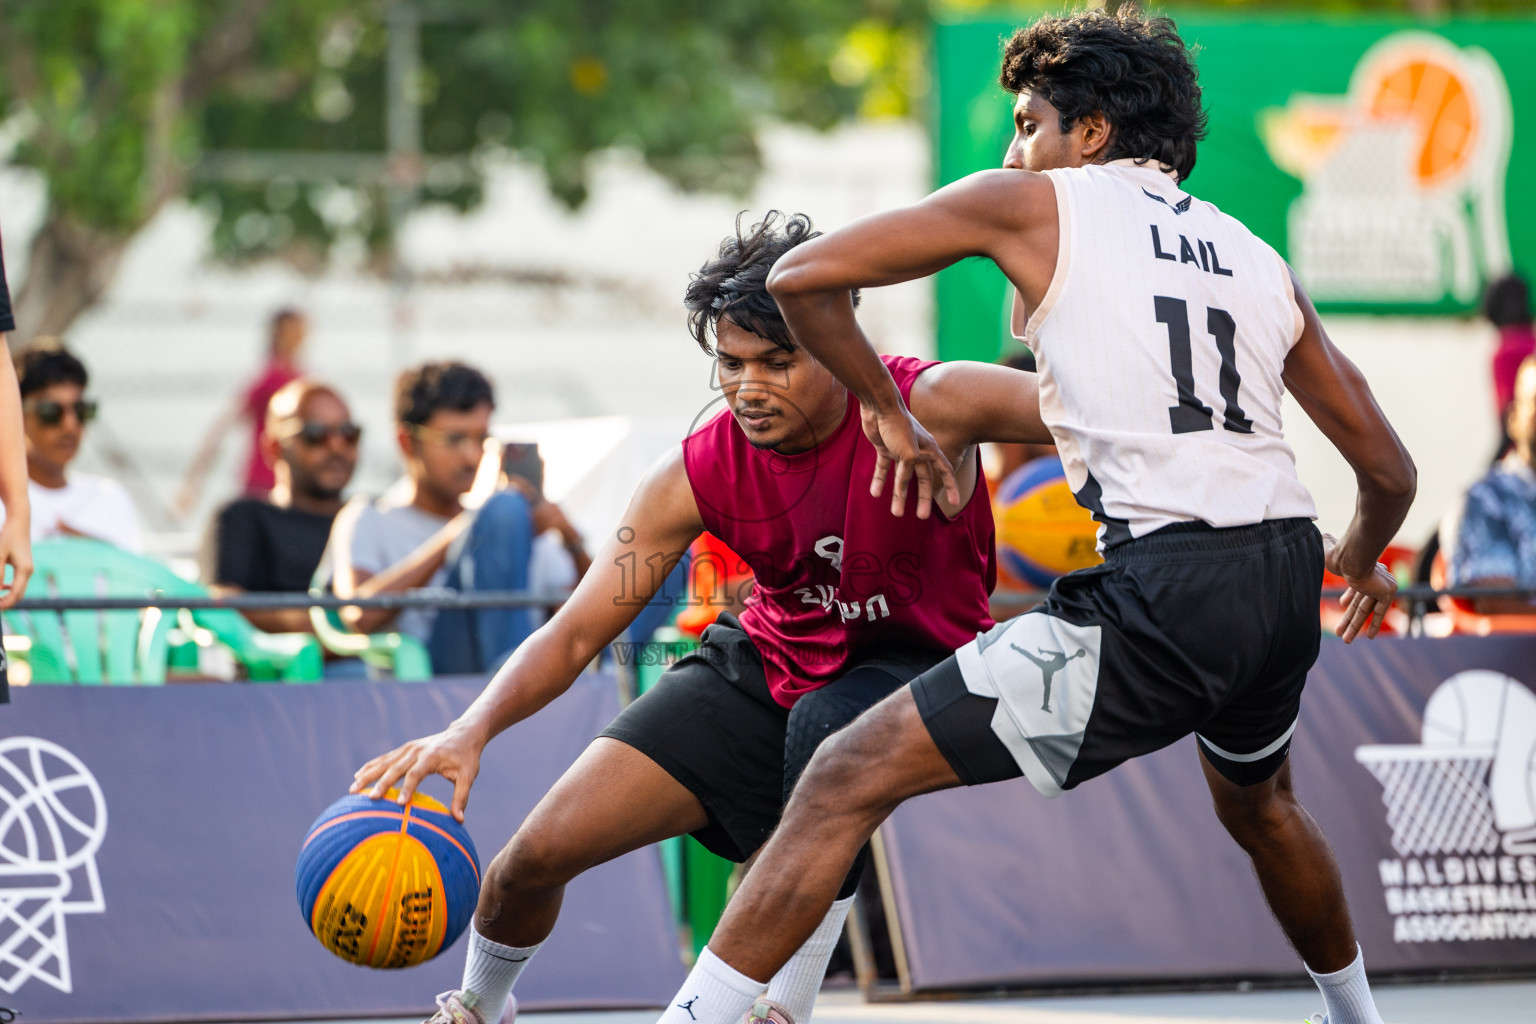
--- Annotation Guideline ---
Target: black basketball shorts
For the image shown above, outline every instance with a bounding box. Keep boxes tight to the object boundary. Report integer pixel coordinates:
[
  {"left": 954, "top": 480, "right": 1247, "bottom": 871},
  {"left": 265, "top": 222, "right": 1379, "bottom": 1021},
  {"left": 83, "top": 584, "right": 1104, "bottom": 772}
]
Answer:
[
  {"left": 601, "top": 613, "right": 935, "bottom": 862},
  {"left": 912, "top": 518, "right": 1324, "bottom": 794}
]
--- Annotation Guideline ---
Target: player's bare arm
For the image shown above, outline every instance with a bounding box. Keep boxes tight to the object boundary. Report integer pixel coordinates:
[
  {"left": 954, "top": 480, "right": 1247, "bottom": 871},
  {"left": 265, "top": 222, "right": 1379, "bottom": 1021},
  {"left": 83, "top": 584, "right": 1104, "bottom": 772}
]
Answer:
[
  {"left": 906, "top": 361, "right": 1053, "bottom": 516},
  {"left": 767, "top": 95, "right": 1099, "bottom": 517},
  {"left": 1282, "top": 269, "right": 1417, "bottom": 643},
  {"left": 351, "top": 446, "right": 705, "bottom": 819},
  {"left": 0, "top": 338, "right": 30, "bottom": 606}
]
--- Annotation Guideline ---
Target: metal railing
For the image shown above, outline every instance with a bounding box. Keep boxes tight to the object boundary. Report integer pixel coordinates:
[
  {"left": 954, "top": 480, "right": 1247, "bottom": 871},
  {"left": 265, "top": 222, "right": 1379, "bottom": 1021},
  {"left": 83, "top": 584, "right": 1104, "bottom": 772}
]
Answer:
[
  {"left": 991, "top": 583, "right": 1536, "bottom": 609},
  {"left": 10, "top": 583, "right": 1533, "bottom": 620},
  {"left": 10, "top": 589, "right": 574, "bottom": 612}
]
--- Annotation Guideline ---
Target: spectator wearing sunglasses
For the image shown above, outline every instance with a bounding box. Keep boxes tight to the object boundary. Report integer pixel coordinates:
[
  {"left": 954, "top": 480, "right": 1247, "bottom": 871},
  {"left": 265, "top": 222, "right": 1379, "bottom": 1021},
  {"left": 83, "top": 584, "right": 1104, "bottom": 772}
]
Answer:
[
  {"left": 205, "top": 380, "right": 360, "bottom": 633},
  {"left": 326, "top": 361, "right": 577, "bottom": 674},
  {"left": 5, "top": 341, "right": 141, "bottom": 551}
]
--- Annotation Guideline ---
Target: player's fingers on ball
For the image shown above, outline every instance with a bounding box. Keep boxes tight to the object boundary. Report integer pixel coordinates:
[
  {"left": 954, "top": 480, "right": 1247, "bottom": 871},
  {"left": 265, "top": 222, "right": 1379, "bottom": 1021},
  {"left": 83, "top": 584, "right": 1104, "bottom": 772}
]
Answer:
[
  {"left": 451, "top": 776, "right": 473, "bottom": 821},
  {"left": 351, "top": 760, "right": 390, "bottom": 793},
  {"left": 350, "top": 759, "right": 383, "bottom": 790},
  {"left": 366, "top": 751, "right": 416, "bottom": 797},
  {"left": 396, "top": 763, "right": 433, "bottom": 804},
  {"left": 354, "top": 744, "right": 406, "bottom": 781}
]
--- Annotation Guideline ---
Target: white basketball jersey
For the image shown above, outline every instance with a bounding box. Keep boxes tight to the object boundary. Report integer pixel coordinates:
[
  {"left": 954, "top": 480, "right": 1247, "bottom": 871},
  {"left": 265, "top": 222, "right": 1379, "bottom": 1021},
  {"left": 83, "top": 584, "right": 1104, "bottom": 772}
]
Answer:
[{"left": 1013, "top": 159, "right": 1316, "bottom": 549}]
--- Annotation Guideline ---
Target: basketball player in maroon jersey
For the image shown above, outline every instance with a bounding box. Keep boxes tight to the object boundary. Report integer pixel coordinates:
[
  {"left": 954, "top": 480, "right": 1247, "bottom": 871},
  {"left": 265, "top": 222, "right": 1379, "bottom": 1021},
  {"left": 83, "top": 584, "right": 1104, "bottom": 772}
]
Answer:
[
  {"left": 658, "top": 12, "right": 1414, "bottom": 1024},
  {"left": 352, "top": 211, "right": 1055, "bottom": 1024}
]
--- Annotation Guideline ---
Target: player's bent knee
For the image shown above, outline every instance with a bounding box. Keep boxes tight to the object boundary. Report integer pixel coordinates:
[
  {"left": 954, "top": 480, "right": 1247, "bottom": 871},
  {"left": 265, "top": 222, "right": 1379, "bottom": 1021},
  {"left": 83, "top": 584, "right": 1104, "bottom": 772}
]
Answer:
[
  {"left": 1212, "top": 784, "right": 1299, "bottom": 850},
  {"left": 795, "top": 722, "right": 907, "bottom": 822},
  {"left": 493, "top": 822, "right": 585, "bottom": 895}
]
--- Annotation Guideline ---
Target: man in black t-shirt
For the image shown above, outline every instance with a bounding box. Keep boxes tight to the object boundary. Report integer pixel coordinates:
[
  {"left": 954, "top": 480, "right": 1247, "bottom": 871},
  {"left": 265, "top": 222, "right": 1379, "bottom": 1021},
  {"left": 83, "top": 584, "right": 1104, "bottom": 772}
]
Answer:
[{"left": 206, "top": 380, "right": 359, "bottom": 633}]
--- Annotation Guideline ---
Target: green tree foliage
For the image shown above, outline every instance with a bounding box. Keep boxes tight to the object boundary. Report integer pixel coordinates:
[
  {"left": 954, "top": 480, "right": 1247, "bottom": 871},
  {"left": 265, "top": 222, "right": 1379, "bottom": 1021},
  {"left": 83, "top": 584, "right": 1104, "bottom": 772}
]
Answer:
[
  {"left": 0, "top": 0, "right": 930, "bottom": 337},
  {"left": 0, "top": 0, "right": 1524, "bottom": 337},
  {"left": 0, "top": 0, "right": 359, "bottom": 335}
]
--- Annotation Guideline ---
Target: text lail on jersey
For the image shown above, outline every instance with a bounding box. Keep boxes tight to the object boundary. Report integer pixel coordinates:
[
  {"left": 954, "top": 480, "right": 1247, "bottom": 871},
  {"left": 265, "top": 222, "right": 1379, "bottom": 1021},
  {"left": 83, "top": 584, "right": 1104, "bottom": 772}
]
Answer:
[{"left": 1150, "top": 225, "right": 1233, "bottom": 277}]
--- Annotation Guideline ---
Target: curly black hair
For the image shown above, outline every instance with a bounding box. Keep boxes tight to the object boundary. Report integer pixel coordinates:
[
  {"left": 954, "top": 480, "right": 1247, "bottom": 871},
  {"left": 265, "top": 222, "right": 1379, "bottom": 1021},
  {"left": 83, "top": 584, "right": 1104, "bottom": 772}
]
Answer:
[
  {"left": 684, "top": 211, "right": 859, "bottom": 354},
  {"left": 395, "top": 361, "right": 495, "bottom": 426},
  {"left": 14, "top": 340, "right": 88, "bottom": 398},
  {"left": 1000, "top": 7, "right": 1208, "bottom": 181}
]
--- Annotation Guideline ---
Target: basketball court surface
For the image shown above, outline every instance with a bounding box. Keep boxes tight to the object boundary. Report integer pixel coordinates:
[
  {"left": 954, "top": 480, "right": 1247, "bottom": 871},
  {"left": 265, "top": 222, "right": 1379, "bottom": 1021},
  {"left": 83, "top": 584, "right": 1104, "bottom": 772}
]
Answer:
[{"left": 244, "top": 978, "right": 1536, "bottom": 1024}]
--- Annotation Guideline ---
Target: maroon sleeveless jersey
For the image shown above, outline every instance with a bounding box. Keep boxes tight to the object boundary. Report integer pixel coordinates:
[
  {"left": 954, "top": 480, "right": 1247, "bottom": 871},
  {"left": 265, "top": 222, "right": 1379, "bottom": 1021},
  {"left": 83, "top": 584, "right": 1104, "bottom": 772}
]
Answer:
[{"left": 682, "top": 355, "right": 996, "bottom": 707}]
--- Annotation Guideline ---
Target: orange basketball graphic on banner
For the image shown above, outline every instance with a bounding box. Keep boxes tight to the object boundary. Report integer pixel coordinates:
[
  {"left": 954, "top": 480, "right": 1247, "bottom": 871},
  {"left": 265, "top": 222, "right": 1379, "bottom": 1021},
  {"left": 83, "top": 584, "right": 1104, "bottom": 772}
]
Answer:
[{"left": 1363, "top": 52, "right": 1478, "bottom": 187}]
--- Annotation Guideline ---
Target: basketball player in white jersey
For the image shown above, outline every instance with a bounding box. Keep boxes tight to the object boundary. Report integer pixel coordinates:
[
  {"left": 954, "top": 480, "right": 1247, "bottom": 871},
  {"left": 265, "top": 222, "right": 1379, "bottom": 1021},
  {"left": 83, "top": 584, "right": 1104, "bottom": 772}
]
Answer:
[{"left": 653, "top": 11, "right": 1416, "bottom": 1024}]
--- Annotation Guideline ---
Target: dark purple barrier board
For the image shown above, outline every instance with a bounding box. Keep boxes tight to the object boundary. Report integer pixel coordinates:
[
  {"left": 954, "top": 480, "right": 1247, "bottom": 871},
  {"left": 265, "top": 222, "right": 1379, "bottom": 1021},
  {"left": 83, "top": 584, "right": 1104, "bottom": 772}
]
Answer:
[
  {"left": 0, "top": 673, "right": 684, "bottom": 1022},
  {"left": 878, "top": 636, "right": 1536, "bottom": 990}
]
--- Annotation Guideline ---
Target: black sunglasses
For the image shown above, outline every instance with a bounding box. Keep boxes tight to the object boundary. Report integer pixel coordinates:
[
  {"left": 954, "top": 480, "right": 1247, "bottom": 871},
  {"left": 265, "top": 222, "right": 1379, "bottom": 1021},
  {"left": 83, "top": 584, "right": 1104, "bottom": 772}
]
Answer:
[
  {"left": 284, "top": 421, "right": 363, "bottom": 447},
  {"left": 27, "top": 398, "right": 98, "bottom": 426}
]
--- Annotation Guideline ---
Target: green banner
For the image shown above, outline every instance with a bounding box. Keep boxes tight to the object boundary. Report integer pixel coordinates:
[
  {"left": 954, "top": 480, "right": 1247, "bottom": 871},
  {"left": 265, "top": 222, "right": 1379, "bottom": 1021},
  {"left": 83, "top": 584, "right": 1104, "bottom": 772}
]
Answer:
[{"left": 934, "top": 13, "right": 1533, "bottom": 362}]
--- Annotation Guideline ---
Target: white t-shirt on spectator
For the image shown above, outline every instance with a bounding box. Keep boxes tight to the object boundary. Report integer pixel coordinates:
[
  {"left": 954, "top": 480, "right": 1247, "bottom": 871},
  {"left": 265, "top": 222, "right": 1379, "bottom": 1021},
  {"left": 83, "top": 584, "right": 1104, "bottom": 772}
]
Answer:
[
  {"left": 0, "top": 474, "right": 145, "bottom": 552},
  {"left": 529, "top": 530, "right": 579, "bottom": 627},
  {"left": 340, "top": 490, "right": 451, "bottom": 645}
]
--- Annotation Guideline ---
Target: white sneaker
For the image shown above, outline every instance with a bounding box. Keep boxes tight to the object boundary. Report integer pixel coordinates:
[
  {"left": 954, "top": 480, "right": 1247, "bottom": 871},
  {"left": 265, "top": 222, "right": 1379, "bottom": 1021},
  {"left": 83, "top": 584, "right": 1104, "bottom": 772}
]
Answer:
[
  {"left": 742, "top": 999, "right": 796, "bottom": 1024},
  {"left": 1304, "top": 1015, "right": 1329, "bottom": 1024},
  {"left": 424, "top": 992, "right": 485, "bottom": 1024}
]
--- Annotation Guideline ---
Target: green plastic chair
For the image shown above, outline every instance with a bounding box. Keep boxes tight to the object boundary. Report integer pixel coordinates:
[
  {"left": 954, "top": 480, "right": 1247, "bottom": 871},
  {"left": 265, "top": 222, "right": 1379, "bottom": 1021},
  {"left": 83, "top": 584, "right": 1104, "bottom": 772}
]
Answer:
[
  {"left": 307, "top": 596, "right": 433, "bottom": 681},
  {"left": 12, "top": 538, "right": 322, "bottom": 684}
]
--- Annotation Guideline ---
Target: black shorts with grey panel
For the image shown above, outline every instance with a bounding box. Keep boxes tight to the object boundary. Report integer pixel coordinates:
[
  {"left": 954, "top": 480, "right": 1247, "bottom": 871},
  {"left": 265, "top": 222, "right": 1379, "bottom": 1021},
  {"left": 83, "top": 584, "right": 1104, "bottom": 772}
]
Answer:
[
  {"left": 913, "top": 518, "right": 1323, "bottom": 794},
  {"left": 602, "top": 613, "right": 937, "bottom": 891}
]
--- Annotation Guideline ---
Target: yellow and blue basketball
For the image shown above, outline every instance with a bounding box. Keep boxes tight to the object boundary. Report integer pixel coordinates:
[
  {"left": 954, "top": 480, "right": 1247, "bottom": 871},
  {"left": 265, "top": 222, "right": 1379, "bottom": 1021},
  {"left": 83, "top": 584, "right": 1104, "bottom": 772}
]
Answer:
[
  {"left": 296, "top": 790, "right": 481, "bottom": 969},
  {"left": 993, "top": 455, "right": 1103, "bottom": 588}
]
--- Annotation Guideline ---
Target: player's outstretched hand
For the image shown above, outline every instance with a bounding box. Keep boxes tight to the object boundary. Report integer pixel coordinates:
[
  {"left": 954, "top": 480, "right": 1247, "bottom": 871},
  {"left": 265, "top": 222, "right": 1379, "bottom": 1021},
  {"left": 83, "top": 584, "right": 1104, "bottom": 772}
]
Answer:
[
  {"left": 1322, "top": 533, "right": 1398, "bottom": 644},
  {"left": 859, "top": 403, "right": 959, "bottom": 519},
  {"left": 350, "top": 725, "right": 483, "bottom": 822}
]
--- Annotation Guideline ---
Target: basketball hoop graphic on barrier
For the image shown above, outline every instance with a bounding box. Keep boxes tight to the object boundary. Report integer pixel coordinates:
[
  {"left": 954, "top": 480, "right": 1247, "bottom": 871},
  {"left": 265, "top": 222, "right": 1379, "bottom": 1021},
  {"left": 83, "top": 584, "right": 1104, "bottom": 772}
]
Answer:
[
  {"left": 1356, "top": 671, "right": 1536, "bottom": 858},
  {"left": 0, "top": 737, "right": 108, "bottom": 994}
]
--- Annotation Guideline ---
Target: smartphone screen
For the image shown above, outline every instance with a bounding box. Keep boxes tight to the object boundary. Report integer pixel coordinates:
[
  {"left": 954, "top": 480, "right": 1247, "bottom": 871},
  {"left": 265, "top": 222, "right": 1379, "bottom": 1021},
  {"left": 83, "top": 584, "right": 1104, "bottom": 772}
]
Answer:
[{"left": 501, "top": 442, "right": 544, "bottom": 497}]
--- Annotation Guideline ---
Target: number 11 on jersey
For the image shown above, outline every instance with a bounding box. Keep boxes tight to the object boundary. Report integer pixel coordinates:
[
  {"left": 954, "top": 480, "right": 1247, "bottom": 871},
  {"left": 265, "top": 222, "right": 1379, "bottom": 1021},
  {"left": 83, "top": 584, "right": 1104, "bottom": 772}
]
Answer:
[{"left": 1155, "top": 295, "right": 1254, "bottom": 436}]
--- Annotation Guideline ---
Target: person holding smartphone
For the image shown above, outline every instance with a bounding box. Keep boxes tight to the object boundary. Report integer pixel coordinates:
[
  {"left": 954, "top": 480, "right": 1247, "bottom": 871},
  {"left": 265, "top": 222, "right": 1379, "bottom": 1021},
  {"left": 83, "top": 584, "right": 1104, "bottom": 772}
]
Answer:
[
  {"left": 324, "top": 362, "right": 589, "bottom": 675},
  {"left": 499, "top": 441, "right": 592, "bottom": 627}
]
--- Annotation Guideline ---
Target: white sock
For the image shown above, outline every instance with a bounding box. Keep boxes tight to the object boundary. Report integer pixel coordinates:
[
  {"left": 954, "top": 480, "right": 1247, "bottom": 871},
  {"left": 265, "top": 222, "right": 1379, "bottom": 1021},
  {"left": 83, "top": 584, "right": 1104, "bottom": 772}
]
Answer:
[
  {"left": 1306, "top": 945, "right": 1384, "bottom": 1024},
  {"left": 657, "top": 946, "right": 765, "bottom": 1024},
  {"left": 764, "top": 895, "right": 854, "bottom": 1023},
  {"left": 461, "top": 927, "right": 542, "bottom": 1018}
]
